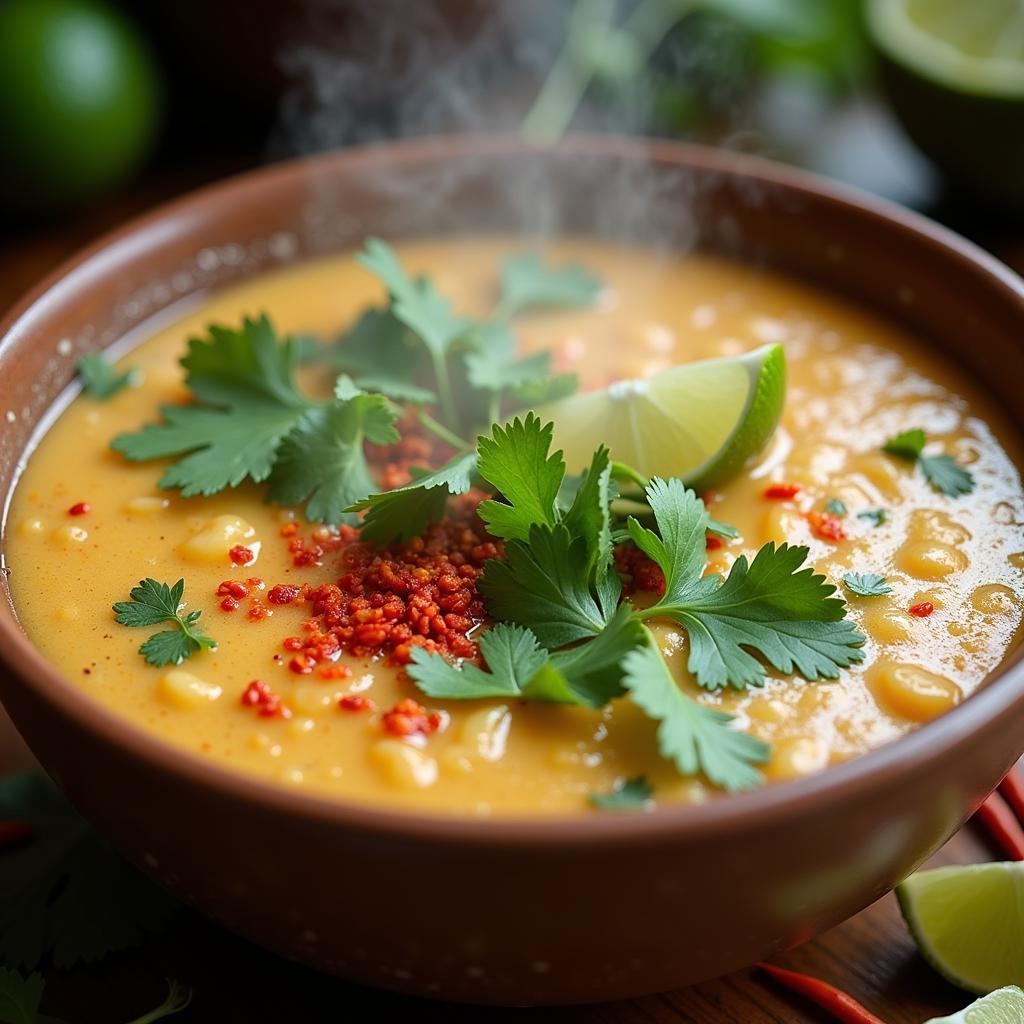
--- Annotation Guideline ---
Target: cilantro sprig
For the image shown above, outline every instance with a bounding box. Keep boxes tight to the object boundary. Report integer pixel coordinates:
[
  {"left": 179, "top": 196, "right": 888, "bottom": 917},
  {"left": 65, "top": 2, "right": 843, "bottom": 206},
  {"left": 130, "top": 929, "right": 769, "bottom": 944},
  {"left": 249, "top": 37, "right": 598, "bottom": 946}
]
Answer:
[
  {"left": 883, "top": 428, "right": 975, "bottom": 497},
  {"left": 113, "top": 579, "right": 216, "bottom": 667},
  {"left": 843, "top": 572, "right": 892, "bottom": 598},
  {"left": 404, "top": 415, "right": 865, "bottom": 794},
  {"left": 587, "top": 776, "right": 654, "bottom": 812},
  {"left": 77, "top": 352, "right": 136, "bottom": 401}
]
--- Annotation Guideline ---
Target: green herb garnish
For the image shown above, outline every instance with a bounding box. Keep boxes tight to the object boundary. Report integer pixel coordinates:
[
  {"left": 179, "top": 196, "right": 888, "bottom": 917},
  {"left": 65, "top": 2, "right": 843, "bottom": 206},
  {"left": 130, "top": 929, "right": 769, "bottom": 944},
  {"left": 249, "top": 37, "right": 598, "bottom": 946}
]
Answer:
[
  {"left": 883, "top": 428, "right": 975, "bottom": 497},
  {"left": 588, "top": 776, "right": 654, "bottom": 812},
  {"left": 495, "top": 251, "right": 602, "bottom": 320},
  {"left": 113, "top": 579, "right": 216, "bottom": 667},
  {"left": 825, "top": 498, "right": 847, "bottom": 517},
  {"left": 77, "top": 352, "right": 135, "bottom": 400},
  {"left": 843, "top": 572, "right": 893, "bottom": 598},
  {"left": 404, "top": 415, "right": 865, "bottom": 793},
  {"left": 858, "top": 508, "right": 888, "bottom": 527}
]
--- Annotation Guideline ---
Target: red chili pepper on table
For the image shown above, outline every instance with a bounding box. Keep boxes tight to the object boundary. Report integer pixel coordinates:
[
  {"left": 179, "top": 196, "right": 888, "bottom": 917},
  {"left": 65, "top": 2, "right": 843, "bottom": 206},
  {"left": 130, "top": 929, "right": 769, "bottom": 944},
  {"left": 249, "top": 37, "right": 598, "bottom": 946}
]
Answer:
[
  {"left": 998, "top": 766, "right": 1024, "bottom": 824},
  {"left": 757, "top": 963, "right": 887, "bottom": 1024},
  {"left": 974, "top": 790, "right": 1024, "bottom": 861}
]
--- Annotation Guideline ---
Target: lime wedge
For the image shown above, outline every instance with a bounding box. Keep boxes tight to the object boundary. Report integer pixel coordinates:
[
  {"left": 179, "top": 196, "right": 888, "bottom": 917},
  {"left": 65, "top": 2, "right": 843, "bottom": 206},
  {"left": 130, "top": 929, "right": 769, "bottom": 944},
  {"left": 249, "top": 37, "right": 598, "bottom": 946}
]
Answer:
[
  {"left": 897, "top": 862, "right": 1024, "bottom": 995},
  {"left": 925, "top": 987, "right": 1024, "bottom": 1024},
  {"left": 535, "top": 343, "right": 785, "bottom": 489},
  {"left": 868, "top": 0, "right": 1024, "bottom": 207}
]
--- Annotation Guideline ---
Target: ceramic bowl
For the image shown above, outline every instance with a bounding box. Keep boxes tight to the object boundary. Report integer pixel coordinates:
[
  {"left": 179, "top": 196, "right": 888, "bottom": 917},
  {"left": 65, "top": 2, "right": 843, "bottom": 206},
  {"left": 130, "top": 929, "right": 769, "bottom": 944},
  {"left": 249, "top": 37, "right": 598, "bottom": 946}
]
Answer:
[{"left": 2, "top": 136, "right": 1023, "bottom": 1005}]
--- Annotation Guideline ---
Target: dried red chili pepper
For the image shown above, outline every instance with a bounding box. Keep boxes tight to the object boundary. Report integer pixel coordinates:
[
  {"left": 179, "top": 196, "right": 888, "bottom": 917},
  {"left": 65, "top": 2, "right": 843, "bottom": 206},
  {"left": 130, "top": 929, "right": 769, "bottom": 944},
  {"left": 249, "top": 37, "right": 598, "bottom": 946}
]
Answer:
[
  {"left": 909, "top": 601, "right": 934, "bottom": 618},
  {"left": 974, "top": 792, "right": 1024, "bottom": 861},
  {"left": 998, "top": 767, "right": 1024, "bottom": 823},
  {"left": 67, "top": 502, "right": 90, "bottom": 516},
  {"left": 757, "top": 963, "right": 886, "bottom": 1024},
  {"left": 764, "top": 483, "right": 801, "bottom": 500}
]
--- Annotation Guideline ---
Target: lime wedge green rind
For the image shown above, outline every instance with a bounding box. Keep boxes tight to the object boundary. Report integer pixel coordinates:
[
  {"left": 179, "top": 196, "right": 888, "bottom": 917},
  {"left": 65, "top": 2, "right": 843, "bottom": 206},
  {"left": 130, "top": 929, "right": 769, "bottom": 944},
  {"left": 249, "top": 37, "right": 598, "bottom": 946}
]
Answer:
[
  {"left": 897, "top": 862, "right": 1024, "bottom": 996},
  {"left": 868, "top": 0, "right": 1024, "bottom": 99},
  {"left": 534, "top": 343, "right": 785, "bottom": 492},
  {"left": 924, "top": 986, "right": 1024, "bottom": 1024}
]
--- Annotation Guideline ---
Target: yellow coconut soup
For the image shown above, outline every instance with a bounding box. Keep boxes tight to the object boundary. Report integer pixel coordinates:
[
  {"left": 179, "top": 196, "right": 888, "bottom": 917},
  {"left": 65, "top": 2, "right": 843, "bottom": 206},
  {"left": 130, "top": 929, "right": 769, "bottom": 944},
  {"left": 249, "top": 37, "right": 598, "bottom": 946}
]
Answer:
[{"left": 5, "top": 237, "right": 1024, "bottom": 817}]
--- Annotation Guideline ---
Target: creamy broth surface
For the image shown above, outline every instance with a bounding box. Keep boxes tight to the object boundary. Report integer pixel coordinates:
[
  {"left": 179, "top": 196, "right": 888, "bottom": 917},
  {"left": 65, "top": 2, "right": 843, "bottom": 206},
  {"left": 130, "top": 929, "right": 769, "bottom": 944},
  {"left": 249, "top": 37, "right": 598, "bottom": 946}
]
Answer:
[{"left": 6, "top": 238, "right": 1024, "bottom": 816}]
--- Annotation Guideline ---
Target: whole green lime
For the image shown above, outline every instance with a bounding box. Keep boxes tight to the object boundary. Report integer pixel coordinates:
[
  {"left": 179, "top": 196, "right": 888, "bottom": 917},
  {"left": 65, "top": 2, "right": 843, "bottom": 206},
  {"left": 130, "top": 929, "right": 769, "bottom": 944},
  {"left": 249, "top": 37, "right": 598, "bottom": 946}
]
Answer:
[{"left": 0, "top": 0, "right": 161, "bottom": 210}]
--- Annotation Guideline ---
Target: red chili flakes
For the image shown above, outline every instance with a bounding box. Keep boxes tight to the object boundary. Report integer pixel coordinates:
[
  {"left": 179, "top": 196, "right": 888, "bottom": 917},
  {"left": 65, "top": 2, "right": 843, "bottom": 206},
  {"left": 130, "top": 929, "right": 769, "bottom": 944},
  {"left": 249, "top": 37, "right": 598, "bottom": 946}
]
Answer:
[
  {"left": 289, "top": 493, "right": 495, "bottom": 669},
  {"left": 229, "top": 544, "right": 255, "bottom": 566},
  {"left": 807, "top": 511, "right": 847, "bottom": 543},
  {"left": 381, "top": 698, "right": 444, "bottom": 737},
  {"left": 318, "top": 664, "right": 352, "bottom": 680},
  {"left": 279, "top": 521, "right": 299, "bottom": 537},
  {"left": 339, "top": 693, "right": 374, "bottom": 712},
  {"left": 241, "top": 680, "right": 291, "bottom": 718},
  {"left": 247, "top": 597, "right": 270, "bottom": 622},
  {"left": 289, "top": 654, "right": 315, "bottom": 675},
  {"left": 67, "top": 501, "right": 90, "bottom": 516},
  {"left": 220, "top": 597, "right": 239, "bottom": 612},
  {"left": 909, "top": 601, "right": 934, "bottom": 618},
  {"left": 217, "top": 580, "right": 250, "bottom": 600},
  {"left": 268, "top": 584, "right": 301, "bottom": 605},
  {"left": 288, "top": 525, "right": 356, "bottom": 568},
  {"left": 615, "top": 544, "right": 666, "bottom": 597},
  {"left": 764, "top": 483, "right": 801, "bottom": 501}
]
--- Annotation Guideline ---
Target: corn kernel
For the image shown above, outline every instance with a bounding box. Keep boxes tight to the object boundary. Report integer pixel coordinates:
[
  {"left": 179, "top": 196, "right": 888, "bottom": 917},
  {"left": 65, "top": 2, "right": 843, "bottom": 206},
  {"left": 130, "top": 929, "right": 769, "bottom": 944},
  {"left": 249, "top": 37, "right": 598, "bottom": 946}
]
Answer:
[
  {"left": 158, "top": 670, "right": 222, "bottom": 708},
  {"left": 371, "top": 740, "right": 438, "bottom": 789},
  {"left": 180, "top": 515, "right": 255, "bottom": 563},
  {"left": 868, "top": 660, "right": 961, "bottom": 722},
  {"left": 19, "top": 518, "right": 45, "bottom": 536},
  {"left": 971, "top": 584, "right": 1018, "bottom": 616},
  {"left": 860, "top": 605, "right": 915, "bottom": 644},
  {"left": 52, "top": 524, "right": 88, "bottom": 546},
  {"left": 458, "top": 706, "right": 511, "bottom": 763},
  {"left": 767, "top": 736, "right": 828, "bottom": 780},
  {"left": 895, "top": 540, "right": 967, "bottom": 580}
]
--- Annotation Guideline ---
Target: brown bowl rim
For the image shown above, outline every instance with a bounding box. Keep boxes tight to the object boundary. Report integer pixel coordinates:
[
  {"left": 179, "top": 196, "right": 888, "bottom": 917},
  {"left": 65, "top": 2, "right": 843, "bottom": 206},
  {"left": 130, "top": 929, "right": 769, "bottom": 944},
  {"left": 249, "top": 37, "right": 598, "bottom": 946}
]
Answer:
[{"left": 2, "top": 133, "right": 1024, "bottom": 848}]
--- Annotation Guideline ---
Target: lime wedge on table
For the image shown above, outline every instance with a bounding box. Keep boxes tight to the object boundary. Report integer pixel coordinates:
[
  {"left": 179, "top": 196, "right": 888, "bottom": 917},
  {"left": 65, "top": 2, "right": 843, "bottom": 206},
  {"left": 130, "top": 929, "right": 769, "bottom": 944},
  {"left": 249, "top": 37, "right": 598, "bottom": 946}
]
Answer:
[
  {"left": 897, "top": 862, "right": 1024, "bottom": 995},
  {"left": 534, "top": 343, "right": 785, "bottom": 489},
  {"left": 925, "top": 987, "right": 1024, "bottom": 1024},
  {"left": 868, "top": 0, "right": 1024, "bottom": 206}
]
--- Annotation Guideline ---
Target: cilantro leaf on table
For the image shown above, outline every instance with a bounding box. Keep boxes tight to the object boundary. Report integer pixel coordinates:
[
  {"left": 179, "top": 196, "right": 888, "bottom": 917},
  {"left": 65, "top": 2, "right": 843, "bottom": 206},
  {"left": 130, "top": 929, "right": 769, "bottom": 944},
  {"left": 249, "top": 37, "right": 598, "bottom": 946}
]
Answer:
[
  {"left": 0, "top": 774, "right": 177, "bottom": 970},
  {"left": 630, "top": 478, "right": 865, "bottom": 690},
  {"left": 346, "top": 450, "right": 478, "bottom": 543},
  {"left": 496, "top": 251, "right": 603, "bottom": 319},
  {"left": 408, "top": 623, "right": 548, "bottom": 700},
  {"left": 77, "top": 353, "right": 135, "bottom": 401},
  {"left": 843, "top": 572, "right": 892, "bottom": 598},
  {"left": 587, "top": 776, "right": 654, "bottom": 812},
  {"left": 0, "top": 967, "right": 45, "bottom": 1024},
  {"left": 882, "top": 428, "right": 975, "bottom": 497},
  {"left": 112, "top": 316, "right": 311, "bottom": 496},
  {"left": 477, "top": 414, "right": 565, "bottom": 542},
  {"left": 622, "top": 632, "right": 769, "bottom": 792},
  {"left": 113, "top": 579, "right": 216, "bottom": 667},
  {"left": 266, "top": 378, "right": 399, "bottom": 525},
  {"left": 329, "top": 307, "right": 436, "bottom": 404}
]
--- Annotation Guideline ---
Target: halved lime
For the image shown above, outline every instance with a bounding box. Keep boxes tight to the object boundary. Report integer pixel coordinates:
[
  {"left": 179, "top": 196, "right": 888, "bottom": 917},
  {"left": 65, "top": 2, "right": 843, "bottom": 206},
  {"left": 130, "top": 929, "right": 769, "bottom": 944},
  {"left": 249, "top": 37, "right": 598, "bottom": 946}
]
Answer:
[
  {"left": 868, "top": 0, "right": 1024, "bottom": 207},
  {"left": 926, "top": 987, "right": 1024, "bottom": 1024},
  {"left": 897, "top": 862, "right": 1024, "bottom": 995},
  {"left": 535, "top": 343, "right": 785, "bottom": 489}
]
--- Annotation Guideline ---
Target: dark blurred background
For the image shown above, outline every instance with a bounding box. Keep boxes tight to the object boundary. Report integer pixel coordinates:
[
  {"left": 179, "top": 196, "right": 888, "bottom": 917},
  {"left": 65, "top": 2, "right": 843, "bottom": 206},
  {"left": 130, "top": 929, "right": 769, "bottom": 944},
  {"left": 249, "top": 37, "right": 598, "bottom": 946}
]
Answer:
[{"left": 2, "top": 0, "right": 1023, "bottom": 315}]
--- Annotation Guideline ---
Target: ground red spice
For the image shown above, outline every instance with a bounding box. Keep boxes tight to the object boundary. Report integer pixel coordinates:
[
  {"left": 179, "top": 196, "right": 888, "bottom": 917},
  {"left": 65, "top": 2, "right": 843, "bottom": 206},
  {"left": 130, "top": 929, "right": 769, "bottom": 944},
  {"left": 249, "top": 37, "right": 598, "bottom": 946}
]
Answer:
[
  {"left": 318, "top": 664, "right": 352, "bottom": 681},
  {"left": 807, "top": 511, "right": 847, "bottom": 542},
  {"left": 615, "top": 544, "right": 666, "bottom": 597},
  {"left": 229, "top": 544, "right": 255, "bottom": 566},
  {"left": 280, "top": 492, "right": 497, "bottom": 671},
  {"left": 381, "top": 698, "right": 445, "bottom": 737},
  {"left": 268, "top": 584, "right": 301, "bottom": 605},
  {"left": 220, "top": 596, "right": 239, "bottom": 612},
  {"left": 247, "top": 597, "right": 270, "bottom": 622},
  {"left": 764, "top": 483, "right": 801, "bottom": 500},
  {"left": 241, "top": 679, "right": 291, "bottom": 718},
  {"left": 339, "top": 693, "right": 374, "bottom": 712},
  {"left": 909, "top": 601, "right": 934, "bottom": 618},
  {"left": 67, "top": 501, "right": 90, "bottom": 516},
  {"left": 218, "top": 580, "right": 249, "bottom": 600}
]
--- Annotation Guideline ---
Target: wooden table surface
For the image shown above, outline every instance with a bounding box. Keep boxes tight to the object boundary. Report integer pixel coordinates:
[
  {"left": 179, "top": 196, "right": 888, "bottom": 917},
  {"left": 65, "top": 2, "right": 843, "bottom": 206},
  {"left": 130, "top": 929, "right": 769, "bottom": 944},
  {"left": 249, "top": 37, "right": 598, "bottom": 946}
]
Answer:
[{"left": 1, "top": 167, "right": 1022, "bottom": 1024}]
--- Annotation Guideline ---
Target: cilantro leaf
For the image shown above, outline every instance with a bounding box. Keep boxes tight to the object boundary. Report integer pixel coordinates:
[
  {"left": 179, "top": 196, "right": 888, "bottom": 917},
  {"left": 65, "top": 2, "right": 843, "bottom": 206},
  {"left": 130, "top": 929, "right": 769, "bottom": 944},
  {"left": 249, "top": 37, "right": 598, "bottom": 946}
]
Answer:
[
  {"left": 507, "top": 371, "right": 579, "bottom": 410},
  {"left": 883, "top": 428, "right": 926, "bottom": 460},
  {"left": 477, "top": 414, "right": 565, "bottom": 542},
  {"left": 825, "top": 498, "right": 847, "bottom": 517},
  {"left": 588, "top": 776, "right": 654, "bottom": 812},
  {"left": 706, "top": 516, "right": 740, "bottom": 540},
  {"left": 560, "top": 445, "right": 614, "bottom": 578},
  {"left": 112, "top": 316, "right": 311, "bottom": 496},
  {"left": 920, "top": 454, "right": 975, "bottom": 497},
  {"left": 496, "top": 252, "right": 603, "bottom": 319},
  {"left": 882, "top": 428, "right": 975, "bottom": 497},
  {"left": 632, "top": 479, "right": 865, "bottom": 689},
  {"left": 858, "top": 508, "right": 888, "bottom": 527},
  {"left": 266, "top": 378, "right": 399, "bottom": 525},
  {"left": 843, "top": 572, "right": 892, "bottom": 597},
  {"left": 347, "top": 450, "right": 478, "bottom": 543},
  {"left": 408, "top": 623, "right": 548, "bottom": 700},
  {"left": 622, "top": 632, "right": 769, "bottom": 792},
  {"left": 0, "top": 967, "right": 44, "bottom": 1024},
  {"left": 480, "top": 524, "right": 619, "bottom": 648},
  {"left": 125, "top": 980, "right": 192, "bottom": 1024},
  {"left": 462, "top": 323, "right": 553, "bottom": 393},
  {"left": 329, "top": 307, "right": 435, "bottom": 404},
  {"left": 113, "top": 579, "right": 216, "bottom": 667},
  {"left": 0, "top": 774, "right": 177, "bottom": 970},
  {"left": 77, "top": 353, "right": 135, "bottom": 401}
]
